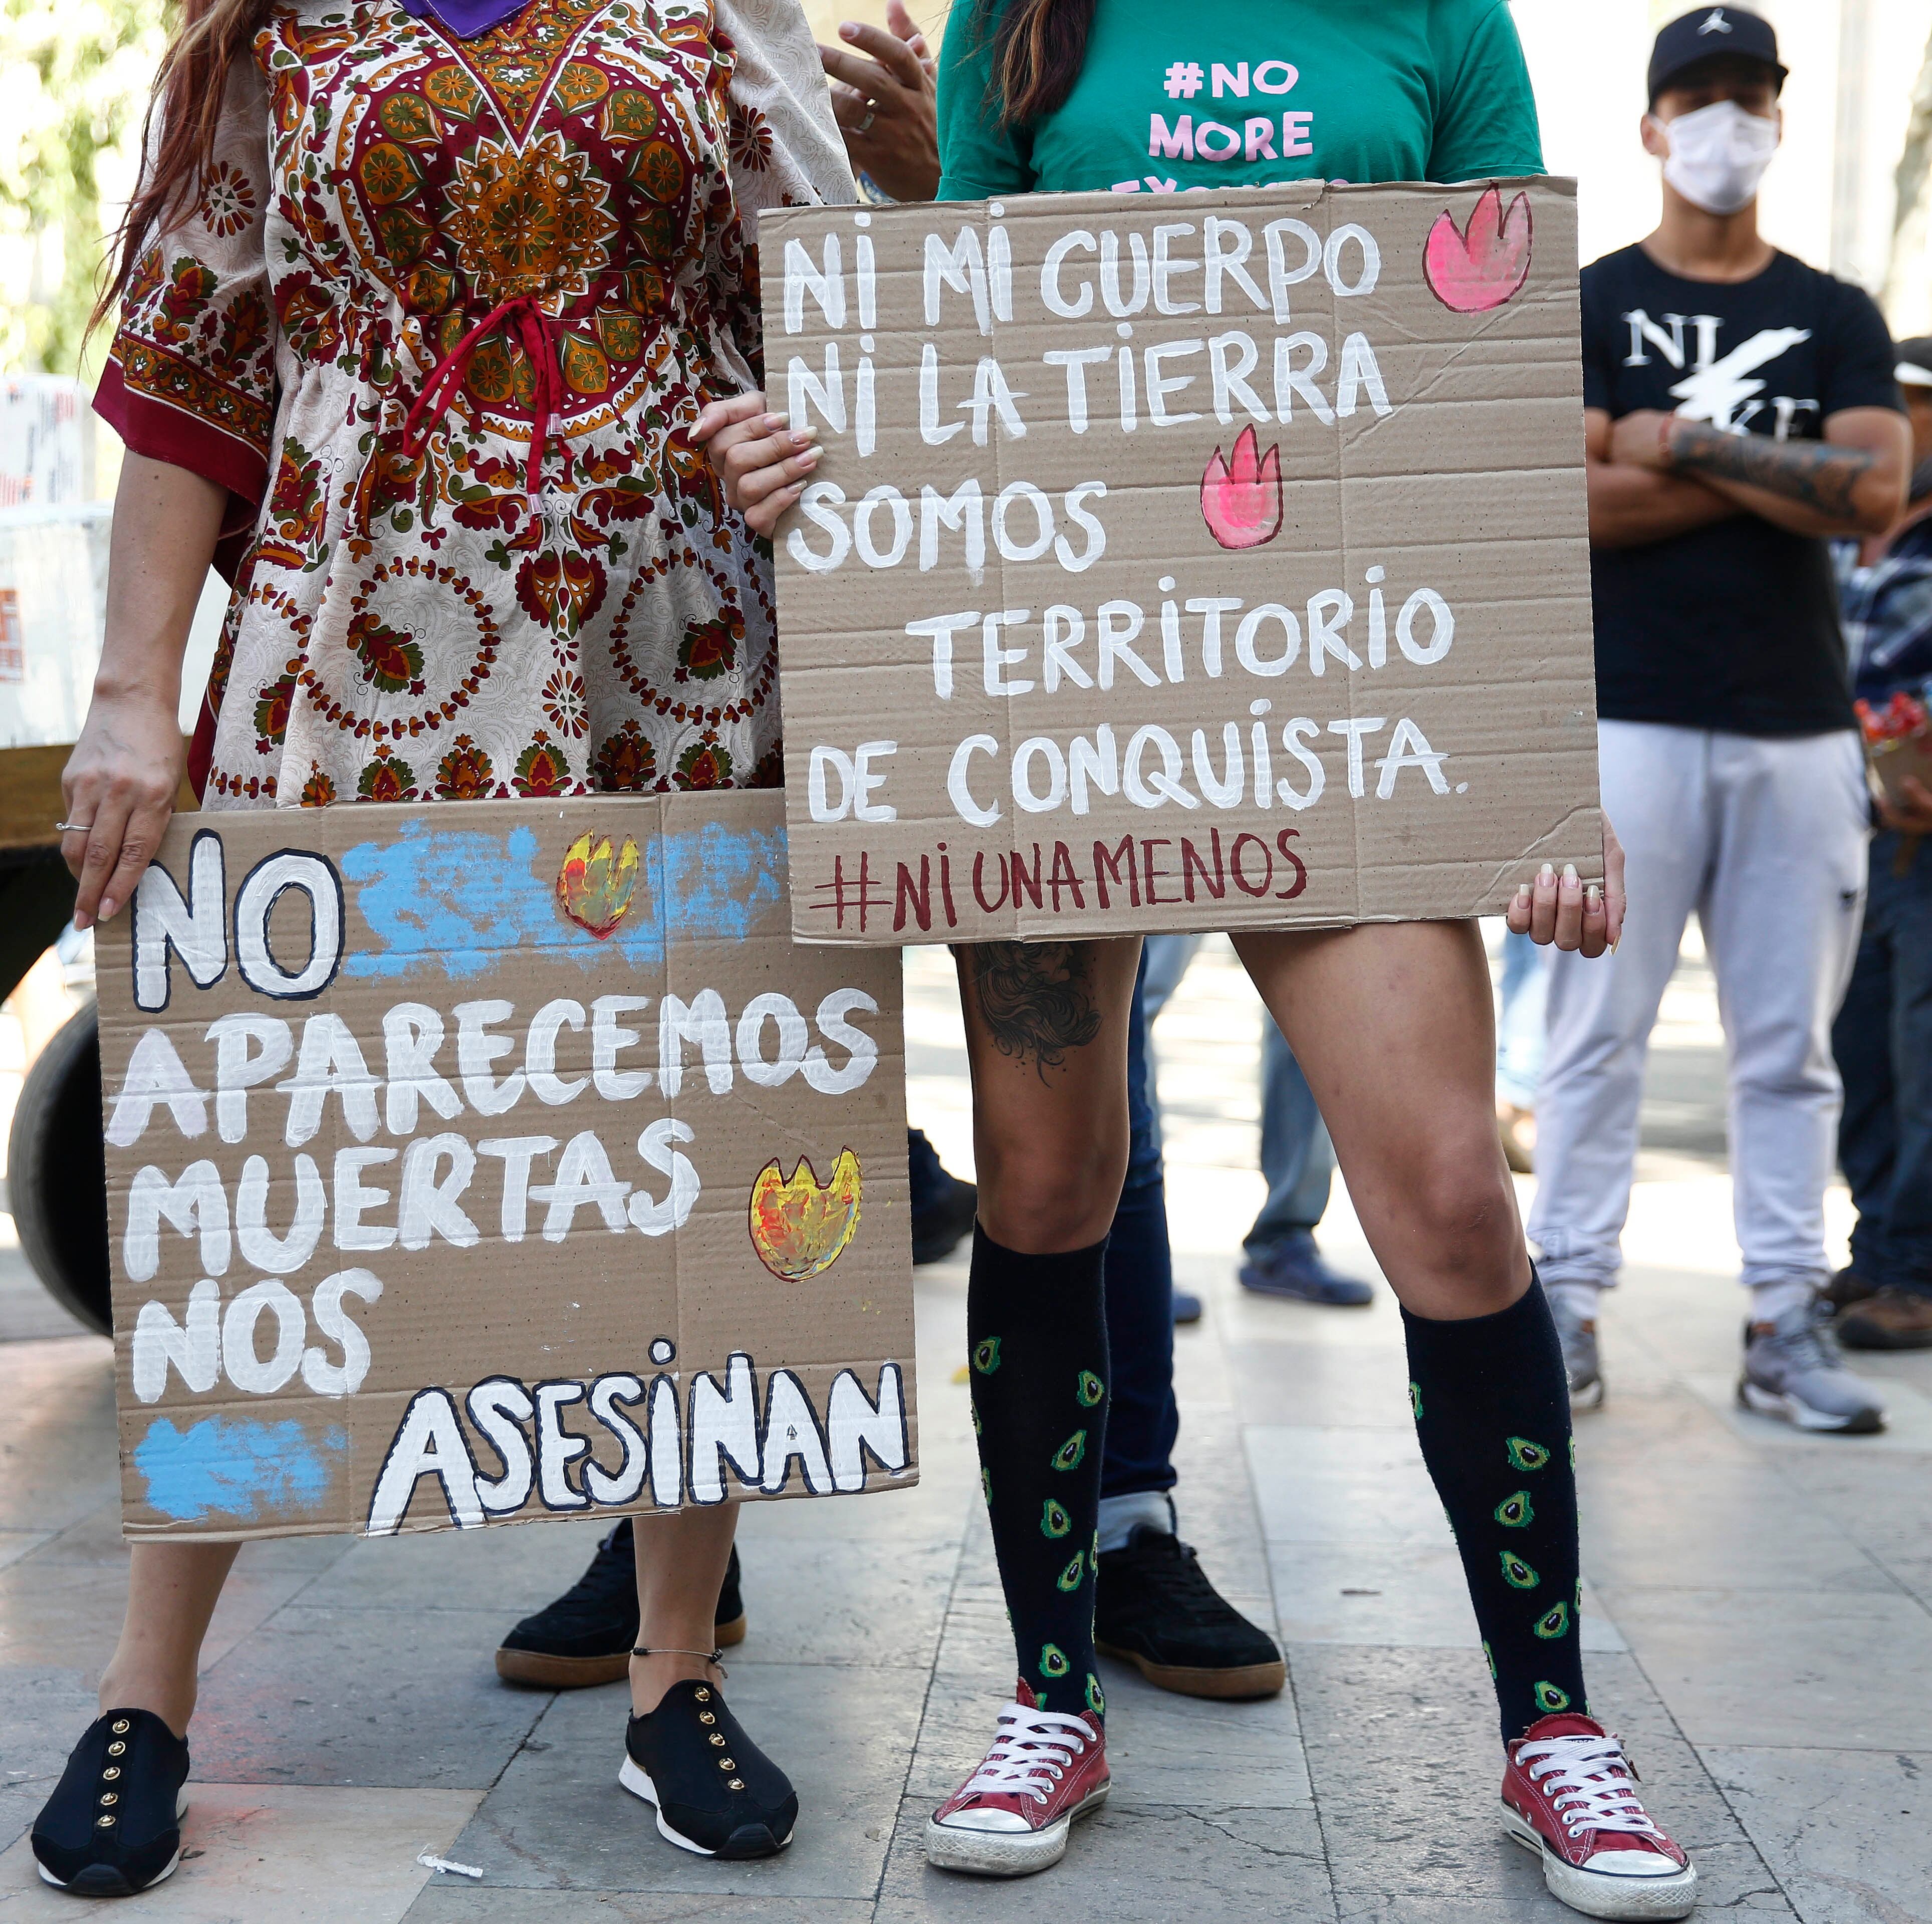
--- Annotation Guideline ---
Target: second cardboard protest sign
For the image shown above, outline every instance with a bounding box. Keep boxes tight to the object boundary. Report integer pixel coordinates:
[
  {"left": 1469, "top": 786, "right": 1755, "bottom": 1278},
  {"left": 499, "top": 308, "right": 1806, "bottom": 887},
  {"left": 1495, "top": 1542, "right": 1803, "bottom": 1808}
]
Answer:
[
  {"left": 763, "top": 178, "right": 1600, "bottom": 943},
  {"left": 98, "top": 791, "right": 913, "bottom": 1540}
]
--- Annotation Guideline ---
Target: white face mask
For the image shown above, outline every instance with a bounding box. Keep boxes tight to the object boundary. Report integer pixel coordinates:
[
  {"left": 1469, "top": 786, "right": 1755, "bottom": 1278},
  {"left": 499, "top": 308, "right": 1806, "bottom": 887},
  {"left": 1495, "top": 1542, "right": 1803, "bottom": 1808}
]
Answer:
[{"left": 1652, "top": 98, "right": 1780, "bottom": 215}]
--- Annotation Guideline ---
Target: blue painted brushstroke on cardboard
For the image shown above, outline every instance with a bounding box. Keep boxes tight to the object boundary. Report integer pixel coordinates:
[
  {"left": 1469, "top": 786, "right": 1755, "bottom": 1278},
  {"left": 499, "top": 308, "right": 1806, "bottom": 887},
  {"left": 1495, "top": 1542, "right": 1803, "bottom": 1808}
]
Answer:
[
  {"left": 659, "top": 819, "right": 785, "bottom": 948},
  {"left": 339, "top": 819, "right": 785, "bottom": 981},
  {"left": 135, "top": 1416, "right": 349, "bottom": 1523}
]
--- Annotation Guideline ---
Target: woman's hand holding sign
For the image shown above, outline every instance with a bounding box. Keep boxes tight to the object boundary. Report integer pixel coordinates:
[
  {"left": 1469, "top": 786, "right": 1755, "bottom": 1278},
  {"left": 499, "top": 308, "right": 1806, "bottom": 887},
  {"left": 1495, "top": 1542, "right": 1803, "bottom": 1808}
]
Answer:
[
  {"left": 61, "top": 453, "right": 222, "bottom": 930},
  {"left": 692, "top": 392, "right": 817, "bottom": 536},
  {"left": 1506, "top": 818, "right": 1626, "bottom": 957}
]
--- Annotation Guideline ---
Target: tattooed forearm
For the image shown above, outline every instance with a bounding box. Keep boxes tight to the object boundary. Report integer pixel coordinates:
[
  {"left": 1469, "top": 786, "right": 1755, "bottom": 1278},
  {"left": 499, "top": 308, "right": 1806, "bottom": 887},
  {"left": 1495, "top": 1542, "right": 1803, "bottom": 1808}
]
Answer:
[
  {"left": 960, "top": 941, "right": 1103, "bottom": 1080},
  {"left": 1668, "top": 421, "right": 1875, "bottom": 521}
]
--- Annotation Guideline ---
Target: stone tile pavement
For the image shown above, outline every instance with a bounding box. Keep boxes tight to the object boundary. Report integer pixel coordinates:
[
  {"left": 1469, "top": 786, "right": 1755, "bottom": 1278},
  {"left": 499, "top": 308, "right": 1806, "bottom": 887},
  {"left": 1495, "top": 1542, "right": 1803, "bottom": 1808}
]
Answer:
[{"left": 1, "top": 932, "right": 1928, "bottom": 1920}]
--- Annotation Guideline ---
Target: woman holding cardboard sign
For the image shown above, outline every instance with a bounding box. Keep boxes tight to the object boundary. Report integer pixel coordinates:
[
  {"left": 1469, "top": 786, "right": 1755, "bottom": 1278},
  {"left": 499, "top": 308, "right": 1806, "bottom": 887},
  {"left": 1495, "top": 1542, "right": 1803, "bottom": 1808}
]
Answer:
[
  {"left": 31, "top": 0, "right": 856, "bottom": 1895},
  {"left": 697, "top": 1, "right": 1690, "bottom": 1916}
]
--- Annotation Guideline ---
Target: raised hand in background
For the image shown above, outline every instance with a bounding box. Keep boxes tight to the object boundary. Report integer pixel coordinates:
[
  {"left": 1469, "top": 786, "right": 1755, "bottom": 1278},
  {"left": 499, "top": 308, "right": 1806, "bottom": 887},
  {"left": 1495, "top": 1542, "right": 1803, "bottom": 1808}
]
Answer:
[{"left": 818, "top": 0, "right": 940, "bottom": 203}]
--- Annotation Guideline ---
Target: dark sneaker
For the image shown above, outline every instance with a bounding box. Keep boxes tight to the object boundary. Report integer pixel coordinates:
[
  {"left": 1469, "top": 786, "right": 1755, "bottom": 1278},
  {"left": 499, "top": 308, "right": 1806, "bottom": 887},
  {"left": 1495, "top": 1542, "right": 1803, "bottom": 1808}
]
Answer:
[
  {"left": 1239, "top": 1230, "right": 1373, "bottom": 1306},
  {"left": 497, "top": 1523, "right": 746, "bottom": 1688},
  {"left": 1837, "top": 1285, "right": 1932, "bottom": 1351},
  {"left": 1172, "top": 1290, "right": 1203, "bottom": 1325},
  {"left": 32, "top": 1709, "right": 190, "bottom": 1896},
  {"left": 909, "top": 1128, "right": 978, "bottom": 1266},
  {"left": 1095, "top": 1524, "right": 1285, "bottom": 1700},
  {"left": 621, "top": 1677, "right": 796, "bottom": 1858},
  {"left": 1739, "top": 1308, "right": 1886, "bottom": 1434},
  {"left": 1819, "top": 1267, "right": 1880, "bottom": 1318}
]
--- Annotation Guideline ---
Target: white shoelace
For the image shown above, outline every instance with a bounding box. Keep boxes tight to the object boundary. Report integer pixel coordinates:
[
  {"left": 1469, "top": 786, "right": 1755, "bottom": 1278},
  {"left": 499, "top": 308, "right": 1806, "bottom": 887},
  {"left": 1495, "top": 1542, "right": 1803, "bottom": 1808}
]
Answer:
[
  {"left": 957, "top": 1703, "right": 1098, "bottom": 1807},
  {"left": 1518, "top": 1732, "right": 1662, "bottom": 1842}
]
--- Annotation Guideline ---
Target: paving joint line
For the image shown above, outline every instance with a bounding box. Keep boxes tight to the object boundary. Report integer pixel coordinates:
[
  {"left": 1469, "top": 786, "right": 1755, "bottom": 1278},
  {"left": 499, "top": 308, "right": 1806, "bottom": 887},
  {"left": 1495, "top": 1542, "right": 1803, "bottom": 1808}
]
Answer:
[
  {"left": 1228, "top": 1293, "right": 1344, "bottom": 1923},
  {"left": 865, "top": 1370, "right": 978, "bottom": 1918},
  {"left": 1610, "top": 1633, "right": 1804, "bottom": 1919}
]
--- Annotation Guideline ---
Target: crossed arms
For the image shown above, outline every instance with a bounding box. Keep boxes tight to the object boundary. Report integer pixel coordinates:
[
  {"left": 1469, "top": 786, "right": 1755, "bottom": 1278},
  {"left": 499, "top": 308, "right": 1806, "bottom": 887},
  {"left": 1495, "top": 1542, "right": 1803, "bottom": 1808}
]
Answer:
[{"left": 1585, "top": 405, "right": 1909, "bottom": 548}]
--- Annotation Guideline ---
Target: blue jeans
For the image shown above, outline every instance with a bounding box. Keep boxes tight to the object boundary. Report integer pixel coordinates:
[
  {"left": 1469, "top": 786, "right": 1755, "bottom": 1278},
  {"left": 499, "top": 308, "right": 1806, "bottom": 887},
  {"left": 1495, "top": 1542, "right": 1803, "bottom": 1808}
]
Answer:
[
  {"left": 1244, "top": 1022, "right": 1335, "bottom": 1256},
  {"left": 1496, "top": 929, "right": 1552, "bottom": 1111},
  {"left": 1833, "top": 831, "right": 1932, "bottom": 1296},
  {"left": 1137, "top": 934, "right": 1334, "bottom": 1261},
  {"left": 1101, "top": 949, "right": 1179, "bottom": 1501}
]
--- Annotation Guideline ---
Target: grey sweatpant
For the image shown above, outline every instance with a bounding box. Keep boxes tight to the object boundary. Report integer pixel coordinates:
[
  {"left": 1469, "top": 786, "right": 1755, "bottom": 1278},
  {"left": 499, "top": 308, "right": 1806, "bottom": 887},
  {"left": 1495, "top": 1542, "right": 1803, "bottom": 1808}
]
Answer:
[{"left": 1528, "top": 719, "right": 1870, "bottom": 1294}]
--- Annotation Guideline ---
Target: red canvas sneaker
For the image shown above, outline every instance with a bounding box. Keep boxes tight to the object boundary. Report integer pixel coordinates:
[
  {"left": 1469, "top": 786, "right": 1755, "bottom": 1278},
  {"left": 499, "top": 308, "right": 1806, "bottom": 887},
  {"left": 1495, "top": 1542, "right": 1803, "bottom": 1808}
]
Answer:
[
  {"left": 1502, "top": 1714, "right": 1697, "bottom": 1919},
  {"left": 924, "top": 1684, "right": 1109, "bottom": 1877}
]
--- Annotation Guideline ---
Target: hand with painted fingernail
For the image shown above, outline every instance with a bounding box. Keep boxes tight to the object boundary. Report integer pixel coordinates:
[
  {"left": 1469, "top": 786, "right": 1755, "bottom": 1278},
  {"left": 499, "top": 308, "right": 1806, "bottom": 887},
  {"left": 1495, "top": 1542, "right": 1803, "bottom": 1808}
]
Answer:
[
  {"left": 1516, "top": 861, "right": 1561, "bottom": 945},
  {"left": 1548, "top": 861, "right": 1583, "bottom": 951},
  {"left": 1592, "top": 816, "right": 1626, "bottom": 957},
  {"left": 1511, "top": 819, "right": 1624, "bottom": 958},
  {"left": 689, "top": 389, "right": 820, "bottom": 536}
]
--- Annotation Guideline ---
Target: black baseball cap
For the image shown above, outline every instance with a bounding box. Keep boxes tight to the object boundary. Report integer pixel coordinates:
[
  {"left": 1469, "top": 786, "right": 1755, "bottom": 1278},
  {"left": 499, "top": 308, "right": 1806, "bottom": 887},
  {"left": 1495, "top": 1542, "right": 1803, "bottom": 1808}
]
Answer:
[
  {"left": 1895, "top": 338, "right": 1932, "bottom": 390},
  {"left": 1648, "top": 7, "right": 1788, "bottom": 105}
]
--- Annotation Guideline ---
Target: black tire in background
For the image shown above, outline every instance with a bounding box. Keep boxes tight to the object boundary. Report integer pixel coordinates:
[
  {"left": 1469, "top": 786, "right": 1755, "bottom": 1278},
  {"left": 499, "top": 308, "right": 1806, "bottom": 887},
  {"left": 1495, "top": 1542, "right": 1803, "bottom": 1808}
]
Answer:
[{"left": 10, "top": 1002, "right": 111, "bottom": 1337}]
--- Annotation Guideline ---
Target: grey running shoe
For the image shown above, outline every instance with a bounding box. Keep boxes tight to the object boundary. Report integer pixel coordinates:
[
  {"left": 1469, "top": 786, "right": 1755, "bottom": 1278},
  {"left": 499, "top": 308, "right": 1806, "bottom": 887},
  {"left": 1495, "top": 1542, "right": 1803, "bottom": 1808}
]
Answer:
[
  {"left": 1738, "top": 1306, "right": 1886, "bottom": 1434},
  {"left": 1545, "top": 1290, "right": 1604, "bottom": 1411}
]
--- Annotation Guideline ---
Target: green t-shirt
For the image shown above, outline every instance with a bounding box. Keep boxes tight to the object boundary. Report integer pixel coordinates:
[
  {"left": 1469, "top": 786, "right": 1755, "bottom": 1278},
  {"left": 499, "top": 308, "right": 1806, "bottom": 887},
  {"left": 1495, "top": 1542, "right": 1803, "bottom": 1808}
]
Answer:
[{"left": 936, "top": 0, "right": 1544, "bottom": 199}]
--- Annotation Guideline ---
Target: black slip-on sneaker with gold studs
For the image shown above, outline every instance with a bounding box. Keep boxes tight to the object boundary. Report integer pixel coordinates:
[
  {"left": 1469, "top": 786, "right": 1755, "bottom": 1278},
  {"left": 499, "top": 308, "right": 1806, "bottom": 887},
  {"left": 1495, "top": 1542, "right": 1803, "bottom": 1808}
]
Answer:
[
  {"left": 32, "top": 1709, "right": 190, "bottom": 1897},
  {"left": 496, "top": 1527, "right": 748, "bottom": 1689},
  {"left": 619, "top": 1677, "right": 796, "bottom": 1858}
]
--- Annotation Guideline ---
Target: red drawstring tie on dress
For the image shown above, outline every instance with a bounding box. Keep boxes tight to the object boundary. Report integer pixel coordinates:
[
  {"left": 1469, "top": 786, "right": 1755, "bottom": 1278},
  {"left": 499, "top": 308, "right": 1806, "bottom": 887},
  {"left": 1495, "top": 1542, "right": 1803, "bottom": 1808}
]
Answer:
[{"left": 401, "top": 292, "right": 564, "bottom": 505}]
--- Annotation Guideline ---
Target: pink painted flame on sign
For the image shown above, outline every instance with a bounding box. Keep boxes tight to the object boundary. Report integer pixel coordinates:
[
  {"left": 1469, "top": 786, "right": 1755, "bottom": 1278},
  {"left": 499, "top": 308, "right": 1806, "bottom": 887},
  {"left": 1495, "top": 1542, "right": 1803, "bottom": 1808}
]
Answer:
[
  {"left": 1423, "top": 185, "right": 1533, "bottom": 314},
  {"left": 1200, "top": 424, "right": 1283, "bottom": 550}
]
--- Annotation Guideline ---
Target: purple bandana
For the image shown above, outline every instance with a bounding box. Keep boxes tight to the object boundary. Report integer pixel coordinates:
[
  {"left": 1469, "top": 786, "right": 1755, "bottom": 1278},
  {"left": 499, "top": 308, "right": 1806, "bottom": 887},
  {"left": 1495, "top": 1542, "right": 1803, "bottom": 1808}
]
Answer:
[{"left": 399, "top": 0, "right": 532, "bottom": 39}]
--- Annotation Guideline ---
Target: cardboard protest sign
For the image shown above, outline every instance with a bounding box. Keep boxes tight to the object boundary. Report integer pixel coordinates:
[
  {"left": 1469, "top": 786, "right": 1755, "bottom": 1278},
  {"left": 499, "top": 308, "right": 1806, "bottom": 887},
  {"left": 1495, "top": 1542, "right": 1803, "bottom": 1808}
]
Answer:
[
  {"left": 96, "top": 790, "right": 914, "bottom": 1540},
  {"left": 762, "top": 178, "right": 1600, "bottom": 943}
]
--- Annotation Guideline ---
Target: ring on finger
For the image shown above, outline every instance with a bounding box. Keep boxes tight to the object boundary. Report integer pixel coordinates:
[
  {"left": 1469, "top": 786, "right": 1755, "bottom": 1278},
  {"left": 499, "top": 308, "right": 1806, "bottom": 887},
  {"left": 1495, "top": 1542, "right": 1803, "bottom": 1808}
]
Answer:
[
  {"left": 856, "top": 107, "right": 876, "bottom": 133},
  {"left": 55, "top": 820, "right": 93, "bottom": 833}
]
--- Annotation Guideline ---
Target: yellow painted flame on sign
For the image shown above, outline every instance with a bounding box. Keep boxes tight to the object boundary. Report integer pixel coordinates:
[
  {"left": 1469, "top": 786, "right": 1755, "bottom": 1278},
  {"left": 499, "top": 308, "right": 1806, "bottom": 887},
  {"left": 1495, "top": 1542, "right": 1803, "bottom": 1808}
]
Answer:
[
  {"left": 748, "top": 1149, "right": 862, "bottom": 1280},
  {"left": 555, "top": 831, "right": 639, "bottom": 937}
]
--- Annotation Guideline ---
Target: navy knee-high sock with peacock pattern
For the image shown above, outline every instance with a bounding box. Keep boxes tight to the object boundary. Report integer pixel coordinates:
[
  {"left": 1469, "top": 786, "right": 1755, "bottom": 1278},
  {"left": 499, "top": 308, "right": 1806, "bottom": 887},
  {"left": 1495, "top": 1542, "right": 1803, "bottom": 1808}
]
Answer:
[
  {"left": 1402, "top": 1278, "right": 1588, "bottom": 1740},
  {"left": 966, "top": 1225, "right": 1110, "bottom": 1722}
]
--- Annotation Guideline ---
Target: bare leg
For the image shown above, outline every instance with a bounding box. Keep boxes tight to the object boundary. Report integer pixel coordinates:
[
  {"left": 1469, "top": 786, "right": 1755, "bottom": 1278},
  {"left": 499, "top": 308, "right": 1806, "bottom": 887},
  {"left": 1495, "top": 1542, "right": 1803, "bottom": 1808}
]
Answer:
[
  {"left": 1237, "top": 921, "right": 1592, "bottom": 1747},
  {"left": 948, "top": 938, "right": 1139, "bottom": 1730},
  {"left": 629, "top": 1504, "right": 740, "bottom": 1716},
  {"left": 97, "top": 1541, "right": 242, "bottom": 1739},
  {"left": 1234, "top": 919, "right": 1528, "bottom": 1318},
  {"left": 957, "top": 938, "right": 1143, "bottom": 1249}
]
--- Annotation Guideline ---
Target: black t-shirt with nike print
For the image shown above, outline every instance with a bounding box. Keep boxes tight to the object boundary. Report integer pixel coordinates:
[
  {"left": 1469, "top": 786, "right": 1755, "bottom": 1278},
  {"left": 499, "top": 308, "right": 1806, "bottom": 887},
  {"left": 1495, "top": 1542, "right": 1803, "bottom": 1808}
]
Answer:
[{"left": 1582, "top": 244, "right": 1901, "bottom": 736}]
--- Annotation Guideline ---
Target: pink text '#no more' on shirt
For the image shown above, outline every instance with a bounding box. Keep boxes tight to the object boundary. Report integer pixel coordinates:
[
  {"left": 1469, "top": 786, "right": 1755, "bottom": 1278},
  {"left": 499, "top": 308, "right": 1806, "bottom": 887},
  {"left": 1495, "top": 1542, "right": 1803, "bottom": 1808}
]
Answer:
[{"left": 936, "top": 0, "right": 1545, "bottom": 201}]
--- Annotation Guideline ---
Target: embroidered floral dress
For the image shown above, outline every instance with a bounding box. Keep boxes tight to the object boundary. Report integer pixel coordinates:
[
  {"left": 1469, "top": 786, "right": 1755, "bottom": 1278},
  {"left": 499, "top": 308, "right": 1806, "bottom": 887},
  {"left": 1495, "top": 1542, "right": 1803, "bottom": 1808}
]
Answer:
[{"left": 97, "top": 0, "right": 851, "bottom": 809}]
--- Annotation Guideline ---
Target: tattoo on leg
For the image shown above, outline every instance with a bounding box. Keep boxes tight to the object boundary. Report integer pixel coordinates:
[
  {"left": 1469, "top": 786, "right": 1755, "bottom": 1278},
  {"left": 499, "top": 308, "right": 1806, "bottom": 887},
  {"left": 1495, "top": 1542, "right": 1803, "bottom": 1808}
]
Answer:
[{"left": 962, "top": 942, "right": 1103, "bottom": 1079}]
